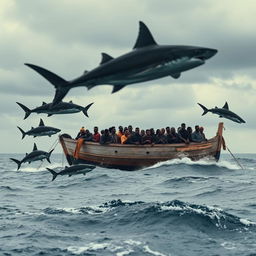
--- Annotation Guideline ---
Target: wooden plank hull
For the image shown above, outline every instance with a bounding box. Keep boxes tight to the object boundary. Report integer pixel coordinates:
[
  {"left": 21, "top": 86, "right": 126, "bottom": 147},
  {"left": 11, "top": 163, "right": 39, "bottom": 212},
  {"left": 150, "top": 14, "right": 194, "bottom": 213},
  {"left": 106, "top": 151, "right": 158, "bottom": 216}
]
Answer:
[{"left": 59, "top": 123, "right": 224, "bottom": 171}]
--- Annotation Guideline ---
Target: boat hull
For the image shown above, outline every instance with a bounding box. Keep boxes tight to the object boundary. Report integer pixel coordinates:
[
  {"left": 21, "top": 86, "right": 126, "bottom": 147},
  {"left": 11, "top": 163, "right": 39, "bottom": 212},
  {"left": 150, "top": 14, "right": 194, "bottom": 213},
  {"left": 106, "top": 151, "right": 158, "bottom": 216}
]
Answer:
[{"left": 59, "top": 123, "right": 224, "bottom": 171}]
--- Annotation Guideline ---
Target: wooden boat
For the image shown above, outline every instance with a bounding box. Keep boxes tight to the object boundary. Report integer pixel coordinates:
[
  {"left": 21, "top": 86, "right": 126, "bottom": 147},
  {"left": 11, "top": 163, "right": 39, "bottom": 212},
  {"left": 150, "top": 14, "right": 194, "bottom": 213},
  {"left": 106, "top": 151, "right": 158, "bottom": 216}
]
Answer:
[{"left": 59, "top": 122, "right": 225, "bottom": 171}]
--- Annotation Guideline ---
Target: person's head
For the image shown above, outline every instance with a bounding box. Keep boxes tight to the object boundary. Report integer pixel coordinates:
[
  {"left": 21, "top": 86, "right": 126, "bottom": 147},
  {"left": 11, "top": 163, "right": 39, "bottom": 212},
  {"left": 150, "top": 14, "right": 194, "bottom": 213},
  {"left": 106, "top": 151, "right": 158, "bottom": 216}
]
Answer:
[
  {"left": 146, "top": 129, "right": 151, "bottom": 136},
  {"left": 166, "top": 127, "right": 170, "bottom": 134},
  {"left": 135, "top": 127, "right": 140, "bottom": 134},
  {"left": 187, "top": 127, "right": 192, "bottom": 134},
  {"left": 199, "top": 126, "right": 204, "bottom": 133},
  {"left": 195, "top": 125, "right": 200, "bottom": 132},
  {"left": 171, "top": 127, "right": 176, "bottom": 134},
  {"left": 111, "top": 127, "right": 116, "bottom": 134},
  {"left": 94, "top": 126, "right": 98, "bottom": 133},
  {"left": 156, "top": 129, "right": 161, "bottom": 135},
  {"left": 80, "top": 126, "right": 85, "bottom": 132},
  {"left": 141, "top": 129, "right": 145, "bottom": 136},
  {"left": 124, "top": 129, "right": 129, "bottom": 136},
  {"left": 181, "top": 123, "right": 186, "bottom": 130},
  {"left": 161, "top": 128, "right": 165, "bottom": 135},
  {"left": 105, "top": 129, "right": 109, "bottom": 135},
  {"left": 150, "top": 128, "right": 155, "bottom": 135},
  {"left": 100, "top": 129, "right": 105, "bottom": 135},
  {"left": 118, "top": 126, "right": 123, "bottom": 132},
  {"left": 128, "top": 125, "right": 133, "bottom": 133}
]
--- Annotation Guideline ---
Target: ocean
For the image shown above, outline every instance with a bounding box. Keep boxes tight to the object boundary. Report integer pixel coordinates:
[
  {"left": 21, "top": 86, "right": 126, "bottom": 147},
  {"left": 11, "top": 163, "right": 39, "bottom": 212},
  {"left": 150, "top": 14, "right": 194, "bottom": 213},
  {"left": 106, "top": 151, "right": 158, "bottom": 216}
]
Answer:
[{"left": 1, "top": 153, "right": 256, "bottom": 256}]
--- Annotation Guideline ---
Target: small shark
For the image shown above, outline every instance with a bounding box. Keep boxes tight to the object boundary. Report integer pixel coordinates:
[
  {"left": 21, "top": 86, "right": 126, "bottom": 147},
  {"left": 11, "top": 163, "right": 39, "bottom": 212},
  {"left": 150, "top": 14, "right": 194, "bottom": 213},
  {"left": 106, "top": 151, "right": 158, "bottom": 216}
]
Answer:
[
  {"left": 25, "top": 21, "right": 217, "bottom": 105},
  {"left": 17, "top": 119, "right": 61, "bottom": 139},
  {"left": 198, "top": 102, "right": 246, "bottom": 124},
  {"left": 16, "top": 101, "right": 93, "bottom": 119},
  {"left": 46, "top": 164, "right": 96, "bottom": 181},
  {"left": 10, "top": 143, "right": 54, "bottom": 170}
]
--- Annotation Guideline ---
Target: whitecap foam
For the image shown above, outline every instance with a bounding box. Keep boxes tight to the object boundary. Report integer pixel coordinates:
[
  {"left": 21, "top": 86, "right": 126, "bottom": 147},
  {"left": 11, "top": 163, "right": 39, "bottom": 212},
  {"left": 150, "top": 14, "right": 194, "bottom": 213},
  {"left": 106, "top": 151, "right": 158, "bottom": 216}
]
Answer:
[
  {"left": 67, "top": 243, "right": 110, "bottom": 254},
  {"left": 17, "top": 162, "right": 63, "bottom": 173},
  {"left": 116, "top": 249, "right": 134, "bottom": 256},
  {"left": 143, "top": 245, "right": 168, "bottom": 256},
  {"left": 221, "top": 241, "right": 236, "bottom": 250},
  {"left": 145, "top": 157, "right": 241, "bottom": 170},
  {"left": 240, "top": 218, "right": 256, "bottom": 226}
]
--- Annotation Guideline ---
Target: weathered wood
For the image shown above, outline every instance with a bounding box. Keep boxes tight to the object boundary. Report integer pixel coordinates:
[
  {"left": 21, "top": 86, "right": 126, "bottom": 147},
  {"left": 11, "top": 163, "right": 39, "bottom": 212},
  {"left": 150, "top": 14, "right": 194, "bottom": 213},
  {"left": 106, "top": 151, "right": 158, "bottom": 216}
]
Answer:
[{"left": 59, "top": 123, "right": 224, "bottom": 170}]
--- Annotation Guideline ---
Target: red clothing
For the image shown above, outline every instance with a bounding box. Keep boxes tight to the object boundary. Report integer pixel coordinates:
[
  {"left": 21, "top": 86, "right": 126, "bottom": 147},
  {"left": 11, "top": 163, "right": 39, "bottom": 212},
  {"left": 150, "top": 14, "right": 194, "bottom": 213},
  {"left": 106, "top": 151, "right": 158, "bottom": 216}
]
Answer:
[{"left": 93, "top": 133, "right": 101, "bottom": 142}]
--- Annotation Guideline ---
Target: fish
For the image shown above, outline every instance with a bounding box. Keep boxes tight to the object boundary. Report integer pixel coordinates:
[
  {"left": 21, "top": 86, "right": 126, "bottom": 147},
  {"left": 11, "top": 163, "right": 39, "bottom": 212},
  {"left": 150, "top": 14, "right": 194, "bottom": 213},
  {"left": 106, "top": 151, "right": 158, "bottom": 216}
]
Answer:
[
  {"left": 198, "top": 102, "right": 246, "bottom": 124},
  {"left": 25, "top": 21, "right": 217, "bottom": 105},
  {"left": 16, "top": 101, "right": 93, "bottom": 119},
  {"left": 10, "top": 143, "right": 54, "bottom": 170},
  {"left": 17, "top": 118, "right": 61, "bottom": 139},
  {"left": 46, "top": 164, "right": 96, "bottom": 181}
]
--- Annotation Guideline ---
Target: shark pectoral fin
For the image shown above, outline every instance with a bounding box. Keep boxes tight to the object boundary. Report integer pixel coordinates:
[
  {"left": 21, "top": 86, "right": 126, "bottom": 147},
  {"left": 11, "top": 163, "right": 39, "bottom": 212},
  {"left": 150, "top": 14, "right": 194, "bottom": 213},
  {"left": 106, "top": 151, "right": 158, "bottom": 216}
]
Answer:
[
  {"left": 100, "top": 53, "right": 114, "bottom": 65},
  {"left": 133, "top": 21, "right": 157, "bottom": 49},
  {"left": 170, "top": 73, "right": 181, "bottom": 79},
  {"left": 112, "top": 85, "right": 126, "bottom": 94},
  {"left": 222, "top": 102, "right": 229, "bottom": 110}
]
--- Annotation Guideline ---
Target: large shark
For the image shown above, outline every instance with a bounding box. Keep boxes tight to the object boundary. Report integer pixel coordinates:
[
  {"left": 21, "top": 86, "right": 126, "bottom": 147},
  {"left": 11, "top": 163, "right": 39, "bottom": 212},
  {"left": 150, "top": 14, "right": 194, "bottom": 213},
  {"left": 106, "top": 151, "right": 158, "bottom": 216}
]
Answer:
[
  {"left": 198, "top": 102, "right": 246, "bottom": 124},
  {"left": 46, "top": 164, "right": 95, "bottom": 181},
  {"left": 17, "top": 118, "right": 61, "bottom": 139},
  {"left": 16, "top": 101, "right": 93, "bottom": 119},
  {"left": 10, "top": 143, "right": 54, "bottom": 170},
  {"left": 25, "top": 21, "right": 217, "bottom": 105}
]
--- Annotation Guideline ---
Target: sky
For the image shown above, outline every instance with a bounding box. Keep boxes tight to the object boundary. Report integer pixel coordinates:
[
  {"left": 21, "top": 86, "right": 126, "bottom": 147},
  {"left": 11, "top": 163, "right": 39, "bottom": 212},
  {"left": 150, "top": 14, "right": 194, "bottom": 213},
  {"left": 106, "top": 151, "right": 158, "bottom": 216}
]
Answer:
[{"left": 0, "top": 0, "right": 255, "bottom": 154}]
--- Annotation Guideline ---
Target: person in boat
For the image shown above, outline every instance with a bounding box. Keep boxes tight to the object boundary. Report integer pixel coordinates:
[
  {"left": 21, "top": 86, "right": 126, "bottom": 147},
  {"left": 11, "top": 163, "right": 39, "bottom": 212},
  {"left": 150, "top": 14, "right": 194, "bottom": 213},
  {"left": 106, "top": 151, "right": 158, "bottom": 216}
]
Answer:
[
  {"left": 110, "top": 126, "right": 118, "bottom": 143},
  {"left": 167, "top": 127, "right": 180, "bottom": 143},
  {"left": 116, "top": 126, "right": 124, "bottom": 143},
  {"left": 100, "top": 129, "right": 112, "bottom": 144},
  {"left": 129, "top": 127, "right": 142, "bottom": 145},
  {"left": 191, "top": 125, "right": 204, "bottom": 143},
  {"left": 140, "top": 129, "right": 145, "bottom": 137},
  {"left": 81, "top": 129, "right": 93, "bottom": 141},
  {"left": 128, "top": 125, "right": 135, "bottom": 136},
  {"left": 121, "top": 129, "right": 131, "bottom": 144},
  {"left": 93, "top": 126, "right": 101, "bottom": 142},
  {"left": 199, "top": 126, "right": 207, "bottom": 141},
  {"left": 75, "top": 126, "right": 85, "bottom": 139},
  {"left": 142, "top": 129, "right": 153, "bottom": 144},
  {"left": 178, "top": 123, "right": 190, "bottom": 144},
  {"left": 187, "top": 126, "right": 193, "bottom": 142},
  {"left": 150, "top": 128, "right": 157, "bottom": 143},
  {"left": 155, "top": 128, "right": 167, "bottom": 144}
]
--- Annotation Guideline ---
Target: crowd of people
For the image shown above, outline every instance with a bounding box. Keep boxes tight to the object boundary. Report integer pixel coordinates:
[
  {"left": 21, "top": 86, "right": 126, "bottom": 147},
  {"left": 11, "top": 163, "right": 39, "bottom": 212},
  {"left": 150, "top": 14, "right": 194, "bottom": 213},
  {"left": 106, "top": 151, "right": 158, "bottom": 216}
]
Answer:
[{"left": 75, "top": 123, "right": 207, "bottom": 145}]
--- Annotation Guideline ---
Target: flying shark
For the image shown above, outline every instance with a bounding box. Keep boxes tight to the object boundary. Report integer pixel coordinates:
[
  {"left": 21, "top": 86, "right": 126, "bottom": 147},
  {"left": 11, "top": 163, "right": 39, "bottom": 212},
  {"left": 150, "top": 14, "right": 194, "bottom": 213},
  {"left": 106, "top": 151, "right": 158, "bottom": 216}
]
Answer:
[
  {"left": 46, "top": 164, "right": 96, "bottom": 181},
  {"left": 198, "top": 102, "right": 246, "bottom": 124},
  {"left": 25, "top": 21, "right": 218, "bottom": 105},
  {"left": 17, "top": 118, "right": 61, "bottom": 139},
  {"left": 10, "top": 143, "right": 54, "bottom": 170},
  {"left": 16, "top": 101, "right": 93, "bottom": 119}
]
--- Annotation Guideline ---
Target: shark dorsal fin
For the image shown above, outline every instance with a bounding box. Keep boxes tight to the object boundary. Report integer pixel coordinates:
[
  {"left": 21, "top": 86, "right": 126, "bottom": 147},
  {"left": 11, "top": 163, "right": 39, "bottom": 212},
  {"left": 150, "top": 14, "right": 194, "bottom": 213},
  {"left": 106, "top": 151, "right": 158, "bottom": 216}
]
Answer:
[
  {"left": 133, "top": 21, "right": 157, "bottom": 49},
  {"left": 39, "top": 118, "right": 45, "bottom": 126},
  {"left": 222, "top": 102, "right": 229, "bottom": 110},
  {"left": 100, "top": 53, "right": 114, "bottom": 65},
  {"left": 42, "top": 101, "right": 47, "bottom": 105},
  {"left": 33, "top": 143, "right": 38, "bottom": 151}
]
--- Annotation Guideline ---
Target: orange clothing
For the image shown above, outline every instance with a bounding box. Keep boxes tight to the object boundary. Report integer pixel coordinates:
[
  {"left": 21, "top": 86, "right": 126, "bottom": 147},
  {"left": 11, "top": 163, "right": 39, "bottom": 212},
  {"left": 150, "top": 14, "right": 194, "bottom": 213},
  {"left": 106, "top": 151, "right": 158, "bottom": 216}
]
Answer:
[
  {"left": 116, "top": 131, "right": 123, "bottom": 143},
  {"left": 73, "top": 138, "right": 84, "bottom": 159},
  {"left": 121, "top": 135, "right": 128, "bottom": 144}
]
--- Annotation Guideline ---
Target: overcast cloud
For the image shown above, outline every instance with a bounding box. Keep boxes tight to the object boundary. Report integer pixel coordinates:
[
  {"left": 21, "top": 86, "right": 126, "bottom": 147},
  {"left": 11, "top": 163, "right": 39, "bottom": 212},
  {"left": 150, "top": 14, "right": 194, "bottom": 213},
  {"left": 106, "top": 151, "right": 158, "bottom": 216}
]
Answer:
[{"left": 0, "top": 0, "right": 255, "bottom": 154}]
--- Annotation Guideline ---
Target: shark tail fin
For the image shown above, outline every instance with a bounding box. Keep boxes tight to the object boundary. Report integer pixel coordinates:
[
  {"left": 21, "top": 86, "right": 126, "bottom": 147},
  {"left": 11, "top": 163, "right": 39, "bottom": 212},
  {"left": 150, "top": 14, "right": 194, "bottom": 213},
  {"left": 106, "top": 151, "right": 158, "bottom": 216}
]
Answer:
[
  {"left": 16, "top": 102, "right": 31, "bottom": 120},
  {"left": 46, "top": 168, "right": 58, "bottom": 181},
  {"left": 17, "top": 126, "right": 26, "bottom": 139},
  {"left": 46, "top": 149, "right": 54, "bottom": 163},
  {"left": 82, "top": 102, "right": 94, "bottom": 117},
  {"left": 10, "top": 158, "right": 22, "bottom": 170},
  {"left": 198, "top": 103, "right": 209, "bottom": 116},
  {"left": 24, "top": 63, "right": 70, "bottom": 106}
]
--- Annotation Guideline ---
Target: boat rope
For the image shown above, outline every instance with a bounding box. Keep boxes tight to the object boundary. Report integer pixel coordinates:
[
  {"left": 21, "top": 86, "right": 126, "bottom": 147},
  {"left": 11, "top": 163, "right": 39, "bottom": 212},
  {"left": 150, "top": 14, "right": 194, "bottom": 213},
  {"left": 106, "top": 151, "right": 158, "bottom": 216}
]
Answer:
[
  {"left": 223, "top": 125, "right": 244, "bottom": 169},
  {"left": 37, "top": 138, "right": 60, "bottom": 170},
  {"left": 226, "top": 146, "right": 244, "bottom": 170}
]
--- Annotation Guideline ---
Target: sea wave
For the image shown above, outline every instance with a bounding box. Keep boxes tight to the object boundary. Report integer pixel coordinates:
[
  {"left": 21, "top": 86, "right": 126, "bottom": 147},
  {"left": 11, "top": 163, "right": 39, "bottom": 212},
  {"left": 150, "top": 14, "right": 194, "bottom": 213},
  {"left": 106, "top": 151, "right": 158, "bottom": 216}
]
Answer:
[{"left": 145, "top": 157, "right": 241, "bottom": 170}]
